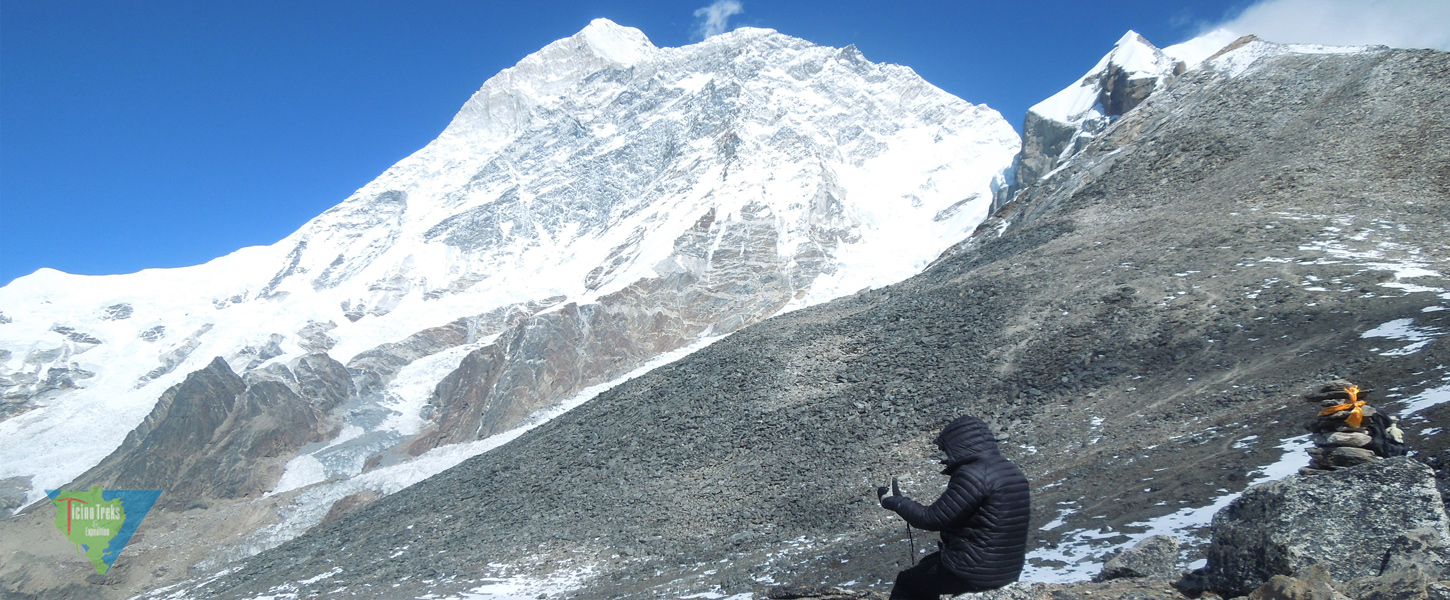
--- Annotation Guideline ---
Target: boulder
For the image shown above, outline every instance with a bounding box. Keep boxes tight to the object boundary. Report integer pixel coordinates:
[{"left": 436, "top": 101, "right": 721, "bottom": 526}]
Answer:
[
  {"left": 952, "top": 581, "right": 1041, "bottom": 600},
  {"left": 1346, "top": 564, "right": 1430, "bottom": 600},
  {"left": 765, "top": 586, "right": 886, "bottom": 599},
  {"left": 1384, "top": 528, "right": 1450, "bottom": 580},
  {"left": 1307, "top": 446, "right": 1381, "bottom": 469},
  {"left": 1314, "top": 432, "right": 1373, "bottom": 448},
  {"left": 1202, "top": 457, "right": 1450, "bottom": 597},
  {"left": 1247, "top": 563, "right": 1346, "bottom": 600},
  {"left": 1095, "top": 535, "right": 1181, "bottom": 581}
]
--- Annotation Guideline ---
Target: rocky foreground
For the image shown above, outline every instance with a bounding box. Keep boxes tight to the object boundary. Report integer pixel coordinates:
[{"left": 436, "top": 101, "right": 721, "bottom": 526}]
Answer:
[{"left": 782, "top": 457, "right": 1450, "bottom": 600}]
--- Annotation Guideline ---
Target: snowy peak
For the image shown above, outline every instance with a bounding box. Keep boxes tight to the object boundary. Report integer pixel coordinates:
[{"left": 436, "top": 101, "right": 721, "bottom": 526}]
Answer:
[
  {"left": 1197, "top": 33, "right": 1376, "bottom": 78},
  {"left": 1029, "top": 30, "right": 1180, "bottom": 125},
  {"left": 998, "top": 27, "right": 1379, "bottom": 212},
  {"left": 1101, "top": 31, "right": 1175, "bottom": 76},
  {"left": 436, "top": 19, "right": 657, "bottom": 145},
  {"left": 1003, "top": 30, "right": 1183, "bottom": 199},
  {"left": 576, "top": 18, "right": 655, "bottom": 65}
]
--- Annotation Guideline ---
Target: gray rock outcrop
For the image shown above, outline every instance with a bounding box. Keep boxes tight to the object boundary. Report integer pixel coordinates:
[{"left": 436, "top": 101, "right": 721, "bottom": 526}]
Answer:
[
  {"left": 1245, "top": 563, "right": 1345, "bottom": 600},
  {"left": 1096, "top": 535, "right": 1180, "bottom": 581},
  {"left": 1203, "top": 457, "right": 1450, "bottom": 596}
]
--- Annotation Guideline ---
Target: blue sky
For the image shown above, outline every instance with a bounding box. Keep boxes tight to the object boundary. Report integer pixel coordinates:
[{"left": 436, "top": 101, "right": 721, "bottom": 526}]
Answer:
[{"left": 2, "top": 0, "right": 1447, "bottom": 285}]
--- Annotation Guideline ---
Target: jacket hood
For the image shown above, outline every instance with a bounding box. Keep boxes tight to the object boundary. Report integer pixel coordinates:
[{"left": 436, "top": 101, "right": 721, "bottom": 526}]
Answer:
[{"left": 935, "top": 415, "right": 1000, "bottom": 469}]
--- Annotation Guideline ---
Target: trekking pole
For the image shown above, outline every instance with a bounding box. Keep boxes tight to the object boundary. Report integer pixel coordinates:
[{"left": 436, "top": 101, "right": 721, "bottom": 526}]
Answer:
[{"left": 893, "top": 478, "right": 916, "bottom": 566}]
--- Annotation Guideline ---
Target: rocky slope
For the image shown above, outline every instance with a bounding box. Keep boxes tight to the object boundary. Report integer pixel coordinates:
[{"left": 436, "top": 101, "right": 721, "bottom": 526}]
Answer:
[{"left": 125, "top": 38, "right": 1450, "bottom": 600}]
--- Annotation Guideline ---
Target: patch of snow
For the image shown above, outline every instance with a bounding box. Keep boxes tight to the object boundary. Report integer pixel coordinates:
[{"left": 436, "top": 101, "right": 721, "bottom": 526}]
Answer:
[
  {"left": 1022, "top": 435, "right": 1311, "bottom": 583},
  {"left": 269, "top": 455, "right": 327, "bottom": 497},
  {"left": 1362, "top": 318, "right": 1445, "bottom": 356},
  {"left": 1039, "top": 508, "right": 1075, "bottom": 532},
  {"left": 426, "top": 565, "right": 598, "bottom": 600},
  {"left": 1208, "top": 37, "right": 1374, "bottom": 77},
  {"left": 1398, "top": 384, "right": 1450, "bottom": 417}
]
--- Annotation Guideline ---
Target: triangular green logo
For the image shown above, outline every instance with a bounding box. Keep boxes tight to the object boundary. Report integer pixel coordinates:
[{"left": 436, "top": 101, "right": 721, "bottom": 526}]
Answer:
[{"left": 46, "top": 486, "right": 162, "bottom": 575}]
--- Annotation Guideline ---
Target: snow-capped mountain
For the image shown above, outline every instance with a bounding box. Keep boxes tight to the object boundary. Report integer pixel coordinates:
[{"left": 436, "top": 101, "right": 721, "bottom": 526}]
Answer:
[
  {"left": 0, "top": 17, "right": 1017, "bottom": 531},
  {"left": 1004, "top": 31, "right": 1185, "bottom": 198}
]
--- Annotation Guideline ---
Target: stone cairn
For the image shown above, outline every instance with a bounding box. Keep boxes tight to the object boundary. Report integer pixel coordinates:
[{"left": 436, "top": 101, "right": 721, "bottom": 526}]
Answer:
[{"left": 1300, "top": 379, "right": 1406, "bottom": 473}]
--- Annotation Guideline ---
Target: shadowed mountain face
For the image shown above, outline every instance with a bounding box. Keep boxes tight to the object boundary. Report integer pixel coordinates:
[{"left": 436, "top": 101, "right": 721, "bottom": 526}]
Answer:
[
  {"left": 67, "top": 354, "right": 353, "bottom": 510},
  {"left": 167, "top": 46, "right": 1450, "bottom": 600}
]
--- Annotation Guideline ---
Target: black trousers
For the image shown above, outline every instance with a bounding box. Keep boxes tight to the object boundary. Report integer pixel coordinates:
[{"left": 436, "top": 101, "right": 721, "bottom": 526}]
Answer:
[{"left": 889, "top": 552, "right": 985, "bottom": 600}]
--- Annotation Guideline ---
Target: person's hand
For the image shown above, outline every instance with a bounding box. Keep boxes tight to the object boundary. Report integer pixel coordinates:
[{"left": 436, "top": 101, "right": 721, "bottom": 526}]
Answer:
[{"left": 878, "top": 477, "right": 903, "bottom": 509}]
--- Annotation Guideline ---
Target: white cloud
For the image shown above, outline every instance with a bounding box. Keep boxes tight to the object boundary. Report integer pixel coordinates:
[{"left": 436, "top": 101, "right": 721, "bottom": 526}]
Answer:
[
  {"left": 1207, "top": 0, "right": 1450, "bottom": 50},
  {"left": 693, "top": 0, "right": 743, "bottom": 39}
]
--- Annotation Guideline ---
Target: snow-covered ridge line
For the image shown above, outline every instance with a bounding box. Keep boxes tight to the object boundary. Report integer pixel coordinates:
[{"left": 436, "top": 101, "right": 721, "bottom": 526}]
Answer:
[
  {"left": 1031, "top": 28, "right": 1376, "bottom": 128},
  {"left": 1000, "top": 27, "right": 1377, "bottom": 211}
]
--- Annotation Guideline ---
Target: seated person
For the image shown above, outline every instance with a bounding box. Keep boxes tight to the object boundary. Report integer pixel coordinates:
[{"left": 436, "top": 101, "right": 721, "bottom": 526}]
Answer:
[{"left": 879, "top": 415, "right": 1031, "bottom": 599}]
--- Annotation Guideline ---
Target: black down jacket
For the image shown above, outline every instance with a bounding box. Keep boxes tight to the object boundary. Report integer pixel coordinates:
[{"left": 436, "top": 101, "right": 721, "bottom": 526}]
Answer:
[{"left": 882, "top": 415, "right": 1031, "bottom": 589}]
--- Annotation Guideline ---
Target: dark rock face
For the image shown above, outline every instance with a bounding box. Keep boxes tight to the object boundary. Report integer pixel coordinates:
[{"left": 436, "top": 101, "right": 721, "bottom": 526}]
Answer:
[
  {"left": 175, "top": 47, "right": 1450, "bottom": 600},
  {"left": 1096, "top": 64, "right": 1162, "bottom": 117},
  {"left": 136, "top": 324, "right": 214, "bottom": 386},
  {"left": 0, "top": 475, "right": 30, "bottom": 519},
  {"left": 67, "top": 354, "right": 353, "bottom": 509},
  {"left": 1008, "top": 112, "right": 1079, "bottom": 206},
  {"left": 1096, "top": 535, "right": 1180, "bottom": 582},
  {"left": 1203, "top": 458, "right": 1450, "bottom": 596},
  {"left": 100, "top": 303, "right": 134, "bottom": 321}
]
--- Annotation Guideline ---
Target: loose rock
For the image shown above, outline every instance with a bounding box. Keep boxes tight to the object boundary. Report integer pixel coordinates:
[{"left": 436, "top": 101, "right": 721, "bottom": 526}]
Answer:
[{"left": 1095, "top": 535, "right": 1181, "bottom": 582}]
